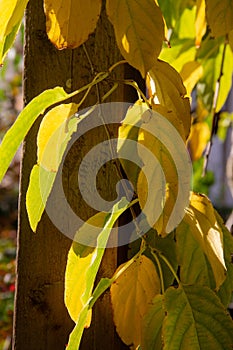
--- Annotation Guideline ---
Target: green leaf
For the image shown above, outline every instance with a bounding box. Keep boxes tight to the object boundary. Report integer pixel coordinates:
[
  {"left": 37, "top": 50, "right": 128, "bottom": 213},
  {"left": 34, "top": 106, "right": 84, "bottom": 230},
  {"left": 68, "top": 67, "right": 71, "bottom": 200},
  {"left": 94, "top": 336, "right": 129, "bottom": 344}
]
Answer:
[
  {"left": 106, "top": 0, "right": 165, "bottom": 77},
  {"left": 65, "top": 197, "right": 130, "bottom": 350},
  {"left": 88, "top": 278, "right": 111, "bottom": 309},
  {"left": 0, "top": 87, "right": 70, "bottom": 183},
  {"left": 163, "top": 285, "right": 233, "bottom": 350},
  {"left": 44, "top": 0, "right": 102, "bottom": 49},
  {"left": 141, "top": 294, "right": 164, "bottom": 350},
  {"left": 26, "top": 165, "right": 56, "bottom": 232},
  {"left": 0, "top": 0, "right": 28, "bottom": 63},
  {"left": 110, "top": 255, "right": 161, "bottom": 348}
]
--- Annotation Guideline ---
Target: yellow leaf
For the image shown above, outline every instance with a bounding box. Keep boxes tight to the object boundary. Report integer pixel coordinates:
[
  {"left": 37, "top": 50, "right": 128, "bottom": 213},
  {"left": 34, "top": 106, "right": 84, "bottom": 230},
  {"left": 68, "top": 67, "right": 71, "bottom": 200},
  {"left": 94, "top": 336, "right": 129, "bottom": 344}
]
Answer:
[
  {"left": 181, "top": 192, "right": 226, "bottom": 290},
  {"left": 187, "top": 121, "right": 210, "bottom": 161},
  {"left": 111, "top": 255, "right": 160, "bottom": 348},
  {"left": 180, "top": 61, "right": 203, "bottom": 98},
  {"left": 195, "top": 0, "right": 206, "bottom": 47},
  {"left": 206, "top": 0, "right": 233, "bottom": 38},
  {"left": 44, "top": 0, "right": 102, "bottom": 49},
  {"left": 137, "top": 106, "right": 191, "bottom": 236},
  {"left": 37, "top": 103, "right": 78, "bottom": 171},
  {"left": 0, "top": 0, "right": 28, "bottom": 63},
  {"left": 106, "top": 0, "right": 165, "bottom": 77},
  {"left": 149, "top": 60, "right": 191, "bottom": 138}
]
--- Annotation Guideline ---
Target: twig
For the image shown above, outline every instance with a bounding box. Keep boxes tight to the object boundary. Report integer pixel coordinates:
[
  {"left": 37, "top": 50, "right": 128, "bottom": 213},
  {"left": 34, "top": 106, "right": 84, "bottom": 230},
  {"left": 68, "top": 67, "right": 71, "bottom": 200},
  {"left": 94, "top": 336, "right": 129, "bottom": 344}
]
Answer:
[{"left": 202, "top": 39, "right": 228, "bottom": 176}]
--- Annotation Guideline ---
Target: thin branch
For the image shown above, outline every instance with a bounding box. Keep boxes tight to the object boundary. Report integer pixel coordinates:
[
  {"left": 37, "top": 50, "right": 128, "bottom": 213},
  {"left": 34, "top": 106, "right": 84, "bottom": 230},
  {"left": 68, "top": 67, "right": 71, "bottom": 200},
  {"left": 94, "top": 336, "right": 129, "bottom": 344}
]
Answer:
[{"left": 202, "top": 39, "right": 228, "bottom": 176}]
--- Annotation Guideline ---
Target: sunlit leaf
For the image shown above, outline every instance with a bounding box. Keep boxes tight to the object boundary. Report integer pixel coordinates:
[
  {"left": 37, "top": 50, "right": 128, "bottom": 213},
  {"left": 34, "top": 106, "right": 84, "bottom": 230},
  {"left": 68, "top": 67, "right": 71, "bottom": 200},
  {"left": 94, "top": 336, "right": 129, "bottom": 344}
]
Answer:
[
  {"left": 117, "top": 101, "right": 147, "bottom": 189},
  {"left": 149, "top": 60, "right": 191, "bottom": 138},
  {"left": 206, "top": 0, "right": 233, "bottom": 38},
  {"left": 195, "top": 0, "right": 206, "bottom": 47},
  {"left": 37, "top": 103, "right": 78, "bottom": 171},
  {"left": 180, "top": 61, "right": 203, "bottom": 97},
  {"left": 175, "top": 5, "right": 196, "bottom": 39},
  {"left": 44, "top": 0, "right": 102, "bottom": 49},
  {"left": 0, "top": 0, "right": 28, "bottom": 63},
  {"left": 26, "top": 165, "right": 56, "bottom": 232},
  {"left": 106, "top": 0, "right": 165, "bottom": 77},
  {"left": 141, "top": 294, "right": 164, "bottom": 350},
  {"left": 0, "top": 87, "right": 70, "bottom": 183},
  {"left": 187, "top": 122, "right": 210, "bottom": 161},
  {"left": 163, "top": 285, "right": 233, "bottom": 350},
  {"left": 65, "top": 198, "right": 130, "bottom": 350},
  {"left": 110, "top": 255, "right": 160, "bottom": 348},
  {"left": 179, "top": 192, "right": 227, "bottom": 290},
  {"left": 137, "top": 106, "right": 191, "bottom": 236}
]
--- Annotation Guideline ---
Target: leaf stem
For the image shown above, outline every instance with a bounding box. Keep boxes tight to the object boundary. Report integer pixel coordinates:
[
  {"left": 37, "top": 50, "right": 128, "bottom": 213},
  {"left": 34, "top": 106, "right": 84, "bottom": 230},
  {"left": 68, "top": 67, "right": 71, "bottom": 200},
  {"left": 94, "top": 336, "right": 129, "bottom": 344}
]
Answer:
[
  {"left": 151, "top": 247, "right": 180, "bottom": 285},
  {"left": 150, "top": 250, "right": 165, "bottom": 294}
]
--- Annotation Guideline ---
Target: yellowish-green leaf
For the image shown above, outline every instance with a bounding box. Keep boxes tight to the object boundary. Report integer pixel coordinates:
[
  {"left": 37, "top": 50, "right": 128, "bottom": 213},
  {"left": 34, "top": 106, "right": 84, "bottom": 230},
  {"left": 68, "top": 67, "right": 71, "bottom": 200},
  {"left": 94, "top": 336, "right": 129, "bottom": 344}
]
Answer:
[
  {"left": 187, "top": 122, "right": 210, "bottom": 161},
  {"left": 106, "top": 0, "right": 165, "bottom": 77},
  {"left": 26, "top": 165, "right": 56, "bottom": 232},
  {"left": 206, "top": 0, "right": 233, "bottom": 38},
  {"left": 180, "top": 61, "right": 203, "bottom": 98},
  {"left": 163, "top": 285, "right": 233, "bottom": 350},
  {"left": 44, "top": 0, "right": 102, "bottom": 49},
  {"left": 110, "top": 255, "right": 160, "bottom": 348},
  {"left": 65, "top": 198, "right": 130, "bottom": 350},
  {"left": 183, "top": 192, "right": 226, "bottom": 290},
  {"left": 195, "top": 0, "right": 206, "bottom": 47},
  {"left": 37, "top": 103, "right": 78, "bottom": 171},
  {"left": 0, "top": 0, "right": 28, "bottom": 63},
  {"left": 175, "top": 5, "right": 196, "bottom": 39},
  {"left": 137, "top": 106, "right": 191, "bottom": 236},
  {"left": 141, "top": 294, "right": 164, "bottom": 350},
  {"left": 0, "top": 87, "right": 70, "bottom": 183},
  {"left": 149, "top": 60, "right": 191, "bottom": 138},
  {"left": 215, "top": 211, "right": 233, "bottom": 307}
]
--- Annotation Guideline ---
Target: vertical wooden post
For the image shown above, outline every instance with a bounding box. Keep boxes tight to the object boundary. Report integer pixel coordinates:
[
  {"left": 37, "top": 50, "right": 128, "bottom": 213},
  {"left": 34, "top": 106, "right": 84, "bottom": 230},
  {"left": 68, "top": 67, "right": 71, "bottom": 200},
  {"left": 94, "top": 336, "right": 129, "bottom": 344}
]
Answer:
[{"left": 13, "top": 1, "right": 142, "bottom": 348}]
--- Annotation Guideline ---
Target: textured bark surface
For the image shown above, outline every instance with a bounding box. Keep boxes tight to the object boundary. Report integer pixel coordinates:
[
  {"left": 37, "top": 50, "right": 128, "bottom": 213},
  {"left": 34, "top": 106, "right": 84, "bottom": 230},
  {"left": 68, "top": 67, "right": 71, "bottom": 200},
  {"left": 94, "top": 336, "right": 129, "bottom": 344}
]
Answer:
[{"left": 13, "top": 0, "right": 132, "bottom": 349}]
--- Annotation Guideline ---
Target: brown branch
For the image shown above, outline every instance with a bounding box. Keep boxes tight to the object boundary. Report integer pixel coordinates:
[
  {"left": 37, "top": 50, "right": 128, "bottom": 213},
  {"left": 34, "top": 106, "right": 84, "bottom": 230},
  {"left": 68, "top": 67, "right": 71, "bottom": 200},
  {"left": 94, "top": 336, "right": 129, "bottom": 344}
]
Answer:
[{"left": 202, "top": 39, "right": 228, "bottom": 176}]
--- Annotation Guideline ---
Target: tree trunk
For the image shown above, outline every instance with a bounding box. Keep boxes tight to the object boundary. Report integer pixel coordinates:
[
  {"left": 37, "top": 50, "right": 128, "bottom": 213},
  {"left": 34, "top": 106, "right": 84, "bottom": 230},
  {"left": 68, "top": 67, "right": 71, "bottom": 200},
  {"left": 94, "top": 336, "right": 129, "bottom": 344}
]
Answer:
[{"left": 12, "top": 0, "right": 138, "bottom": 349}]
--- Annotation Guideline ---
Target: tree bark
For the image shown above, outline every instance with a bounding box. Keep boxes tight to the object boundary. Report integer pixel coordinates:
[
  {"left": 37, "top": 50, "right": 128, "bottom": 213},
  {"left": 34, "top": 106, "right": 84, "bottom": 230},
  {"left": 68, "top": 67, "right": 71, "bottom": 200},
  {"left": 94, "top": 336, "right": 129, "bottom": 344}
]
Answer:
[{"left": 12, "top": 0, "right": 135, "bottom": 349}]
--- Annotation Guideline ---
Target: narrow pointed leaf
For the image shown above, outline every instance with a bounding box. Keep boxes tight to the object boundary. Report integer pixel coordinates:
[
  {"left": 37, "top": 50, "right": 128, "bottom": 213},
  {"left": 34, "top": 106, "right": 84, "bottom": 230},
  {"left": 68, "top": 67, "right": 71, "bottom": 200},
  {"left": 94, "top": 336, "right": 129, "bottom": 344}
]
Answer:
[
  {"left": 195, "top": 0, "right": 206, "bottom": 47},
  {"left": 44, "top": 0, "right": 102, "bottom": 49},
  {"left": 0, "top": 0, "right": 28, "bottom": 63},
  {"left": 110, "top": 255, "right": 161, "bottom": 348},
  {"left": 187, "top": 122, "right": 210, "bottom": 161},
  {"left": 163, "top": 285, "right": 233, "bottom": 350},
  {"left": 65, "top": 198, "right": 130, "bottom": 350},
  {"left": 180, "top": 61, "right": 203, "bottom": 98},
  {"left": 0, "top": 87, "right": 70, "bottom": 183},
  {"left": 106, "top": 0, "right": 165, "bottom": 77}
]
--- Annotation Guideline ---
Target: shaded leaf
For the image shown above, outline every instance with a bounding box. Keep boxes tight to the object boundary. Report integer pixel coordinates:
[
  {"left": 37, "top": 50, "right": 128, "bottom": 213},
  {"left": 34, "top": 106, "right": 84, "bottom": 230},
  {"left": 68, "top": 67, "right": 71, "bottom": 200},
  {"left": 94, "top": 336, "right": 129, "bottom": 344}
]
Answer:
[
  {"left": 44, "top": 0, "right": 101, "bottom": 49},
  {"left": 0, "top": 0, "right": 28, "bottom": 64},
  {"left": 26, "top": 165, "right": 56, "bottom": 232},
  {"left": 106, "top": 0, "right": 165, "bottom": 77},
  {"left": 111, "top": 255, "right": 160, "bottom": 348},
  {"left": 37, "top": 103, "right": 78, "bottom": 171},
  {"left": 195, "top": 0, "right": 206, "bottom": 47},
  {"left": 206, "top": 0, "right": 233, "bottom": 38},
  {"left": 187, "top": 121, "right": 210, "bottom": 161},
  {"left": 229, "top": 30, "right": 233, "bottom": 52},
  {"left": 65, "top": 198, "right": 130, "bottom": 350},
  {"left": 0, "top": 87, "right": 70, "bottom": 183},
  {"left": 163, "top": 285, "right": 233, "bottom": 350},
  {"left": 149, "top": 60, "right": 191, "bottom": 138},
  {"left": 141, "top": 294, "right": 164, "bottom": 350}
]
